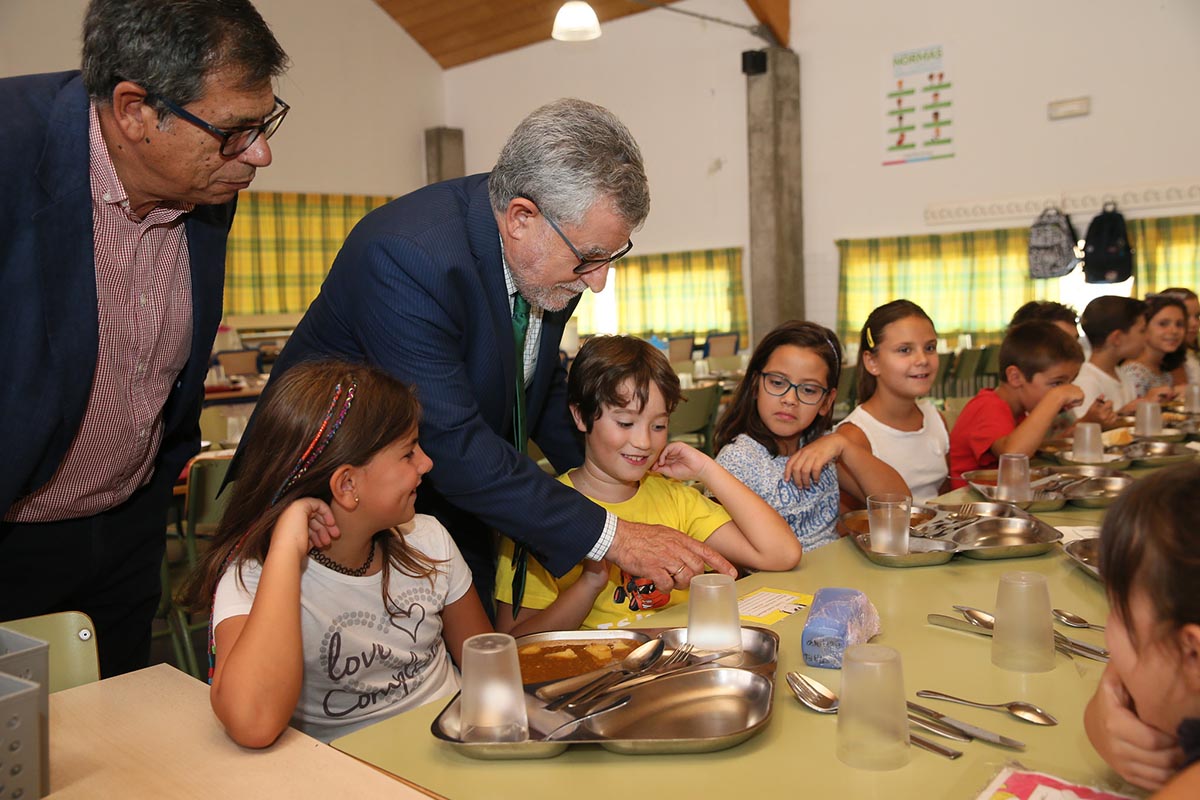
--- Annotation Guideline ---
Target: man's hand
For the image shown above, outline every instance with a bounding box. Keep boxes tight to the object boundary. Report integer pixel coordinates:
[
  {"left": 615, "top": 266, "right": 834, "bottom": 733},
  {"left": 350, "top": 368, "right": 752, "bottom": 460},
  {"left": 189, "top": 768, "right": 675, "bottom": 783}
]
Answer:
[{"left": 606, "top": 520, "right": 736, "bottom": 593}]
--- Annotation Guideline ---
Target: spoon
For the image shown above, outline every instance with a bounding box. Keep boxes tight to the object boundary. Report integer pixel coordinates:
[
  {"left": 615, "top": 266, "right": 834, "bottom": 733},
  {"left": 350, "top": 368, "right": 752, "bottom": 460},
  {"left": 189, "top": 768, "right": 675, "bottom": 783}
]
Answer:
[
  {"left": 786, "top": 672, "right": 965, "bottom": 758},
  {"left": 542, "top": 694, "right": 631, "bottom": 741},
  {"left": 916, "top": 689, "right": 1058, "bottom": 726},
  {"left": 544, "top": 638, "right": 664, "bottom": 711},
  {"left": 1053, "top": 608, "right": 1106, "bottom": 632},
  {"left": 954, "top": 605, "right": 1109, "bottom": 659}
]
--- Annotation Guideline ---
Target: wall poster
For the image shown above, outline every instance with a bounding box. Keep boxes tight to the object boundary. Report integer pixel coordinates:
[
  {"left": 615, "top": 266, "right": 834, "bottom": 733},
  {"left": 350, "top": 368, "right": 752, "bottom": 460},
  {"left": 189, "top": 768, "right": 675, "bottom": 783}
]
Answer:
[{"left": 884, "top": 44, "right": 954, "bottom": 166}]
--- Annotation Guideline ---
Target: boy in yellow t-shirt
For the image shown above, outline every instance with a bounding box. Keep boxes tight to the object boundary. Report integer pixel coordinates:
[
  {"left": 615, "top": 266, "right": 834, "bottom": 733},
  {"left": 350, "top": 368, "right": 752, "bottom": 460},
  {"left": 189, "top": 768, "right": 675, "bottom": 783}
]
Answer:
[{"left": 494, "top": 335, "right": 800, "bottom": 633}]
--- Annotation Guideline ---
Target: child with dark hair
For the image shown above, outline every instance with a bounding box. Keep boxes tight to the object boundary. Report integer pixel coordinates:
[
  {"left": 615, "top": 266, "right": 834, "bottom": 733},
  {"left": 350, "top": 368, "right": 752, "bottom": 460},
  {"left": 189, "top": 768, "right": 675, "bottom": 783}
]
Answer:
[
  {"left": 713, "top": 321, "right": 906, "bottom": 550},
  {"left": 1084, "top": 463, "right": 1200, "bottom": 794},
  {"left": 1119, "top": 294, "right": 1187, "bottom": 399},
  {"left": 184, "top": 360, "right": 491, "bottom": 747},
  {"left": 493, "top": 336, "right": 799, "bottom": 634},
  {"left": 1161, "top": 287, "right": 1200, "bottom": 385},
  {"left": 947, "top": 321, "right": 1084, "bottom": 486},
  {"left": 1076, "top": 296, "right": 1170, "bottom": 415},
  {"left": 1009, "top": 300, "right": 1080, "bottom": 338},
  {"left": 836, "top": 300, "right": 949, "bottom": 501}
]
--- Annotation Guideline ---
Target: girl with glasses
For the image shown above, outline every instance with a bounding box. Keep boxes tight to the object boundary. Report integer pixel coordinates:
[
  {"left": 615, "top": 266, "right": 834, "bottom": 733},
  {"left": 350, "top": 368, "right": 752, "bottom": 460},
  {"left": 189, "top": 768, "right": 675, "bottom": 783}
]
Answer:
[
  {"left": 835, "top": 300, "right": 950, "bottom": 503},
  {"left": 714, "top": 321, "right": 907, "bottom": 551}
]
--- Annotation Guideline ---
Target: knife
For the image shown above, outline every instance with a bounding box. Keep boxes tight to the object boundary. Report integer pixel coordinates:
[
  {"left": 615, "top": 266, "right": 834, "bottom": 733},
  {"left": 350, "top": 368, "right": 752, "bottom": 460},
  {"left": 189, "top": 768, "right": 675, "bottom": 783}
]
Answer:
[
  {"left": 567, "top": 648, "right": 740, "bottom": 709},
  {"left": 908, "top": 713, "right": 971, "bottom": 742},
  {"left": 907, "top": 700, "right": 1026, "bottom": 750},
  {"left": 910, "top": 733, "right": 963, "bottom": 760},
  {"left": 929, "top": 613, "right": 1108, "bottom": 663}
]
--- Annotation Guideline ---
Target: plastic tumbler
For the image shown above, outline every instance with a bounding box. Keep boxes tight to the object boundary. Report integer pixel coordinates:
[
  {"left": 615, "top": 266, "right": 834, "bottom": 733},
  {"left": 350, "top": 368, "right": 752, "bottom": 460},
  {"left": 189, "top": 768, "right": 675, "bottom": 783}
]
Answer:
[
  {"left": 1185, "top": 384, "right": 1200, "bottom": 415},
  {"left": 459, "top": 633, "right": 529, "bottom": 742},
  {"left": 867, "top": 493, "right": 910, "bottom": 555},
  {"left": 991, "top": 572, "right": 1056, "bottom": 673},
  {"left": 1135, "top": 402, "right": 1163, "bottom": 437},
  {"left": 836, "top": 644, "right": 911, "bottom": 770},
  {"left": 686, "top": 573, "right": 743, "bottom": 656},
  {"left": 996, "top": 453, "right": 1032, "bottom": 502},
  {"left": 1072, "top": 422, "right": 1103, "bottom": 463}
]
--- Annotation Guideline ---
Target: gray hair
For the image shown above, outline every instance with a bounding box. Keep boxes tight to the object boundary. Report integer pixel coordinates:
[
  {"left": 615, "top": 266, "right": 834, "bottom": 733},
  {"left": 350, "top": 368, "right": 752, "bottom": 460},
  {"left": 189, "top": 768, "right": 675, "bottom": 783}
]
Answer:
[
  {"left": 82, "top": 0, "right": 288, "bottom": 115},
  {"left": 489, "top": 98, "right": 649, "bottom": 228}
]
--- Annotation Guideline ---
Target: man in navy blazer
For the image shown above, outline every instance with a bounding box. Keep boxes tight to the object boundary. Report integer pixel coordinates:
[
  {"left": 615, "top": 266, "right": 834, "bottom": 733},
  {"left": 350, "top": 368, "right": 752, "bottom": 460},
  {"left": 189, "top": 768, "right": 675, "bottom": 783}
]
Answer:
[
  {"left": 261, "top": 99, "right": 733, "bottom": 608},
  {"left": 0, "top": 0, "right": 287, "bottom": 676}
]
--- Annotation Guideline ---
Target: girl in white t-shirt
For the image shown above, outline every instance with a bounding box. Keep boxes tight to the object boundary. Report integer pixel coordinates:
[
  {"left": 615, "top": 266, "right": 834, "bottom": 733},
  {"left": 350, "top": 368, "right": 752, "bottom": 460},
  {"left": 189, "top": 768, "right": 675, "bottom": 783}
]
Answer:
[
  {"left": 183, "top": 360, "right": 490, "bottom": 747},
  {"left": 837, "top": 300, "right": 950, "bottom": 503}
]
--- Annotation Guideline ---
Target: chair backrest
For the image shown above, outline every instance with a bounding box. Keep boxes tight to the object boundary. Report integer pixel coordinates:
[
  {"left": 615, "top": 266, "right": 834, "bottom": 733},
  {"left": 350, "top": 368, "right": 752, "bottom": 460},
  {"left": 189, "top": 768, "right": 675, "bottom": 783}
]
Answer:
[
  {"left": 932, "top": 350, "right": 955, "bottom": 398},
  {"left": 943, "top": 396, "right": 974, "bottom": 430},
  {"left": 186, "top": 454, "right": 234, "bottom": 554},
  {"left": 951, "top": 348, "right": 983, "bottom": 395},
  {"left": 668, "top": 336, "right": 695, "bottom": 363},
  {"left": 705, "top": 332, "right": 738, "bottom": 358},
  {"left": 671, "top": 360, "right": 695, "bottom": 376},
  {"left": 668, "top": 383, "right": 722, "bottom": 454},
  {"left": 707, "top": 355, "right": 743, "bottom": 374},
  {"left": 0, "top": 612, "right": 99, "bottom": 692},
  {"left": 216, "top": 349, "right": 260, "bottom": 377}
]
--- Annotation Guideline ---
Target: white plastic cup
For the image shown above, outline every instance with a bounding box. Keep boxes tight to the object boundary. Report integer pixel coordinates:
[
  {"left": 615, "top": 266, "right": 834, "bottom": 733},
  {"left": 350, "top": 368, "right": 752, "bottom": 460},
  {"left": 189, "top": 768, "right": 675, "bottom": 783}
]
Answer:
[
  {"left": 991, "top": 572, "right": 1056, "bottom": 673},
  {"left": 458, "top": 633, "right": 529, "bottom": 743},
  {"left": 678, "top": 372, "right": 694, "bottom": 389},
  {"left": 996, "top": 453, "right": 1032, "bottom": 502},
  {"left": 1135, "top": 401, "right": 1163, "bottom": 437},
  {"left": 836, "top": 644, "right": 911, "bottom": 770},
  {"left": 686, "top": 574, "right": 743, "bottom": 655},
  {"left": 1073, "top": 422, "right": 1103, "bottom": 463},
  {"left": 867, "top": 493, "right": 910, "bottom": 555},
  {"left": 694, "top": 359, "right": 710, "bottom": 379},
  {"left": 1185, "top": 384, "right": 1200, "bottom": 415}
]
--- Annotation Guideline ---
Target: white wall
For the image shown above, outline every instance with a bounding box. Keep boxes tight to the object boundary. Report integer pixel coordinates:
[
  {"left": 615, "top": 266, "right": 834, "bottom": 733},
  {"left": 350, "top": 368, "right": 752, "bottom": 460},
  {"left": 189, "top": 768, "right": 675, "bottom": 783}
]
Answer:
[{"left": 0, "top": 0, "right": 443, "bottom": 196}]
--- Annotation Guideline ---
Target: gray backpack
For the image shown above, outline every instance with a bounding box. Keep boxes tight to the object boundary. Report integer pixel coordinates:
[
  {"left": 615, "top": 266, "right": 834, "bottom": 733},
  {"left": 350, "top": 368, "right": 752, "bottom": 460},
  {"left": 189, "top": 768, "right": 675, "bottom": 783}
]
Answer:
[{"left": 1028, "top": 207, "right": 1080, "bottom": 279}]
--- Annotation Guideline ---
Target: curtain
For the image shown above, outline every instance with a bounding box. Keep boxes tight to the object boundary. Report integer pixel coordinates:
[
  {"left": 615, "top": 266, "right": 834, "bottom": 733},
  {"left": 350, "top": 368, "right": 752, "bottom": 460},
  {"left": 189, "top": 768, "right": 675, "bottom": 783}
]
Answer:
[
  {"left": 1130, "top": 214, "right": 1200, "bottom": 293},
  {"left": 223, "top": 191, "right": 391, "bottom": 315}
]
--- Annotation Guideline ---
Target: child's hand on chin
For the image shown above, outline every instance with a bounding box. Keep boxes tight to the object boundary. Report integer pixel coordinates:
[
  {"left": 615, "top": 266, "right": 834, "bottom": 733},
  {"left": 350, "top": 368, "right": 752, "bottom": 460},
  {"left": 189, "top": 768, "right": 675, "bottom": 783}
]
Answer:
[
  {"left": 277, "top": 497, "right": 341, "bottom": 556},
  {"left": 784, "top": 433, "right": 845, "bottom": 489},
  {"left": 653, "top": 441, "right": 711, "bottom": 483}
]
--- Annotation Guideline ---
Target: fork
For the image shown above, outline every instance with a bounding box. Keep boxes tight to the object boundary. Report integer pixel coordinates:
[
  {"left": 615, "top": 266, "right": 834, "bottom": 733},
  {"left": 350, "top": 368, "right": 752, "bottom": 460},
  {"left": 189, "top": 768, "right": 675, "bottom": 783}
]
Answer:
[{"left": 656, "top": 643, "right": 695, "bottom": 670}]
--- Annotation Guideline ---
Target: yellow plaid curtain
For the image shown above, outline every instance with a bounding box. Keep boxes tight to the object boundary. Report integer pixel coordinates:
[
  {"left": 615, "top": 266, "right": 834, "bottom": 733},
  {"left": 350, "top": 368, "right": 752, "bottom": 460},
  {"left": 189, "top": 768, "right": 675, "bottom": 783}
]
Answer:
[
  {"left": 573, "top": 247, "right": 748, "bottom": 344},
  {"left": 1130, "top": 214, "right": 1200, "bottom": 292},
  {"left": 224, "top": 191, "right": 391, "bottom": 315}
]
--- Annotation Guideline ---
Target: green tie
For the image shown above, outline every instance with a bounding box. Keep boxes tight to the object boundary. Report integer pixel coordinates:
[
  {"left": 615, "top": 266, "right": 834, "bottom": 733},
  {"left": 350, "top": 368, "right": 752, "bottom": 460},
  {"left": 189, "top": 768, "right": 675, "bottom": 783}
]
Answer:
[{"left": 510, "top": 292, "right": 531, "bottom": 616}]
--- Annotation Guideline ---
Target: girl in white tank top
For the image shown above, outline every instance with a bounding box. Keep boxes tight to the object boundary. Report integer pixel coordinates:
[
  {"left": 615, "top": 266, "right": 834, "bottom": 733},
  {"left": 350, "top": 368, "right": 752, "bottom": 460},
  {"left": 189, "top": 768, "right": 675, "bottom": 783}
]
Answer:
[{"left": 837, "top": 301, "right": 949, "bottom": 503}]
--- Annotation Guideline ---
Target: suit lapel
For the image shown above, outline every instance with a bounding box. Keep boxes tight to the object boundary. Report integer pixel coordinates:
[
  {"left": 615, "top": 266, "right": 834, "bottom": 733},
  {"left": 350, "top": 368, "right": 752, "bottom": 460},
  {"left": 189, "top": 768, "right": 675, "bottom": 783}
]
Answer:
[{"left": 465, "top": 177, "right": 518, "bottom": 427}]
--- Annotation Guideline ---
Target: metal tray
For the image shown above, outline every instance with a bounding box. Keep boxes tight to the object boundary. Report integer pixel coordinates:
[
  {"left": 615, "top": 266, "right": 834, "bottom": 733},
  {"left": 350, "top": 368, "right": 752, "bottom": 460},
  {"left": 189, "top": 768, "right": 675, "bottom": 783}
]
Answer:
[
  {"left": 431, "top": 627, "right": 778, "bottom": 758},
  {"left": 964, "top": 482, "right": 1067, "bottom": 512},
  {"left": 835, "top": 504, "right": 941, "bottom": 538},
  {"left": 1134, "top": 428, "right": 1187, "bottom": 443},
  {"left": 948, "top": 516, "right": 1063, "bottom": 559},
  {"left": 1063, "top": 475, "right": 1135, "bottom": 508},
  {"left": 1048, "top": 464, "right": 1134, "bottom": 481},
  {"left": 850, "top": 532, "right": 956, "bottom": 567},
  {"left": 1063, "top": 538, "right": 1102, "bottom": 581},
  {"left": 1120, "top": 440, "right": 1198, "bottom": 467},
  {"left": 961, "top": 467, "right": 1057, "bottom": 489}
]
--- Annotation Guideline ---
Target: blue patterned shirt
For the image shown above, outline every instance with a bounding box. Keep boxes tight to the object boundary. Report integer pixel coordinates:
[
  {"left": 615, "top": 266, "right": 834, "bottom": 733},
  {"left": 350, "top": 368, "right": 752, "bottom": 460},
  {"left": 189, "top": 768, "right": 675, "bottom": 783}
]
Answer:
[{"left": 715, "top": 434, "right": 840, "bottom": 551}]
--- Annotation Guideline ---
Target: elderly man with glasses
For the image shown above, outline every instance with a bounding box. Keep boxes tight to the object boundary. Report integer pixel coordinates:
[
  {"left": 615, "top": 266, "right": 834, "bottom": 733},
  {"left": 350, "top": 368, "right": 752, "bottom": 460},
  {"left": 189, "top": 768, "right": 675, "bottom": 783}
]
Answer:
[
  {"left": 0, "top": 0, "right": 289, "bottom": 677},
  {"left": 244, "top": 98, "right": 734, "bottom": 613}
]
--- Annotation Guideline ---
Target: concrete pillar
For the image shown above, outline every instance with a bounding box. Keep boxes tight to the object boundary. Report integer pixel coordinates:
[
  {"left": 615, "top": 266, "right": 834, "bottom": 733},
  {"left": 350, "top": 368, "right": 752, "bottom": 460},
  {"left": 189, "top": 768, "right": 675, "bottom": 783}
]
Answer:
[
  {"left": 424, "top": 126, "right": 465, "bottom": 185},
  {"left": 745, "top": 47, "right": 803, "bottom": 347}
]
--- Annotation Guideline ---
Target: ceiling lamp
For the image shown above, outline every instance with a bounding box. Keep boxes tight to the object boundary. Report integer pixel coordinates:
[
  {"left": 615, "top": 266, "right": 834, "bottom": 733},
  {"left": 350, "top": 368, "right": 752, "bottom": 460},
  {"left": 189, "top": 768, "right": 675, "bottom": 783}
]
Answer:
[{"left": 552, "top": 1, "right": 602, "bottom": 41}]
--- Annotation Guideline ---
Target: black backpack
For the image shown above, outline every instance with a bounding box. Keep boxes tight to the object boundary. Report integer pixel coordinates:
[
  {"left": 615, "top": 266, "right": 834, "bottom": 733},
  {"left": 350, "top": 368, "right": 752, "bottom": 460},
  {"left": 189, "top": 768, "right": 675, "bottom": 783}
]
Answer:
[
  {"left": 1028, "top": 207, "right": 1080, "bottom": 278},
  {"left": 1083, "top": 202, "right": 1135, "bottom": 283}
]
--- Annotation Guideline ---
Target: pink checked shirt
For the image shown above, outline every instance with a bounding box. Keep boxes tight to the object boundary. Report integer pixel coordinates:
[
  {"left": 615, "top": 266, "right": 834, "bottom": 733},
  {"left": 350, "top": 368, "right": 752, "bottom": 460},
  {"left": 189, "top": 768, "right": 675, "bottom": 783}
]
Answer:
[{"left": 5, "top": 106, "right": 195, "bottom": 523}]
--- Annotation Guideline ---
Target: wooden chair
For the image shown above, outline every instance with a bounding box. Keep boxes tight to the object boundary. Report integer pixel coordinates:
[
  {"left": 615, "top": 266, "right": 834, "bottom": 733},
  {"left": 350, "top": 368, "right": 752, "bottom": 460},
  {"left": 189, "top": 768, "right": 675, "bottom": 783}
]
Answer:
[
  {"left": 0, "top": 611, "right": 99, "bottom": 692},
  {"left": 216, "top": 348, "right": 261, "bottom": 377},
  {"left": 704, "top": 332, "right": 738, "bottom": 358},
  {"left": 668, "top": 383, "right": 722, "bottom": 455},
  {"left": 668, "top": 335, "right": 695, "bottom": 363}
]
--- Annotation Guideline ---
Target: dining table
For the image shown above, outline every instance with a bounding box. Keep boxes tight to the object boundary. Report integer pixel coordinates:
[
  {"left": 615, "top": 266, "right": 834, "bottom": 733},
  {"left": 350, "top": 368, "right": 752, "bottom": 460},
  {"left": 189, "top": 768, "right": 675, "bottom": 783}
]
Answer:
[{"left": 332, "top": 489, "right": 1138, "bottom": 800}]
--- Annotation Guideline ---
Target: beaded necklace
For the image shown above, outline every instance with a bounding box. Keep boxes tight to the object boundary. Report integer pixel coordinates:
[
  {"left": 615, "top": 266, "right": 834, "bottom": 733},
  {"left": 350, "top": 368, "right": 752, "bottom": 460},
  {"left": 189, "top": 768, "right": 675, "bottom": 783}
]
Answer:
[{"left": 308, "top": 539, "right": 375, "bottom": 577}]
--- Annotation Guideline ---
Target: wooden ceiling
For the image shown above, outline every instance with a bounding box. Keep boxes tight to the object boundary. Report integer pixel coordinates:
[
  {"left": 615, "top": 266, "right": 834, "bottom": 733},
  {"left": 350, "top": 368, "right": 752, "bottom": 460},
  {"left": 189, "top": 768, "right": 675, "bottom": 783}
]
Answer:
[{"left": 375, "top": 1, "right": 788, "bottom": 69}]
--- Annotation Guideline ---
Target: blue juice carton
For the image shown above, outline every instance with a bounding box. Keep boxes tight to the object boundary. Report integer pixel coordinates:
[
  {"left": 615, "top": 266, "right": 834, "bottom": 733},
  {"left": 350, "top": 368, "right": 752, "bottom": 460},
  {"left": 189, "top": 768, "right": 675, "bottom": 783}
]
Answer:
[{"left": 800, "top": 587, "right": 881, "bottom": 669}]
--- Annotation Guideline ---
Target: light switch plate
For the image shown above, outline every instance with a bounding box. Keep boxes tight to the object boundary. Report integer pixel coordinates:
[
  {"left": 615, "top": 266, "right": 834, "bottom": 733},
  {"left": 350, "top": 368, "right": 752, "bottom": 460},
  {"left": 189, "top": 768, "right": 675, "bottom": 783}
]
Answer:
[{"left": 1048, "top": 97, "right": 1091, "bottom": 120}]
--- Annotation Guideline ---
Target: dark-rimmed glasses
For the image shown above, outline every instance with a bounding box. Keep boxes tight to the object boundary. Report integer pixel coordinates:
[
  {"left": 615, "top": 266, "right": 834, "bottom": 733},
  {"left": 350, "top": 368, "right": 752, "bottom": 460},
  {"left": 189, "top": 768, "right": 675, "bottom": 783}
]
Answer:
[
  {"left": 760, "top": 372, "right": 830, "bottom": 405},
  {"left": 146, "top": 92, "right": 289, "bottom": 157},
  {"left": 517, "top": 195, "right": 633, "bottom": 274}
]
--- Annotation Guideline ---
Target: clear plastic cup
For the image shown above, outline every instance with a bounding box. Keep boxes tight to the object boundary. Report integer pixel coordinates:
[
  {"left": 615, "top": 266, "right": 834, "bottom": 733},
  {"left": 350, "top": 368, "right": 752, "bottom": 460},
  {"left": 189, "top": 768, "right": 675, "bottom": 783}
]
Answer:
[
  {"left": 867, "top": 493, "right": 910, "bottom": 555},
  {"left": 686, "top": 574, "right": 743, "bottom": 656},
  {"left": 1185, "top": 384, "right": 1200, "bottom": 415},
  {"left": 1135, "top": 402, "right": 1163, "bottom": 437},
  {"left": 836, "top": 644, "right": 911, "bottom": 770},
  {"left": 991, "top": 572, "right": 1056, "bottom": 673},
  {"left": 458, "top": 633, "right": 529, "bottom": 742},
  {"left": 996, "top": 453, "right": 1032, "bottom": 502},
  {"left": 1072, "top": 422, "right": 1103, "bottom": 463}
]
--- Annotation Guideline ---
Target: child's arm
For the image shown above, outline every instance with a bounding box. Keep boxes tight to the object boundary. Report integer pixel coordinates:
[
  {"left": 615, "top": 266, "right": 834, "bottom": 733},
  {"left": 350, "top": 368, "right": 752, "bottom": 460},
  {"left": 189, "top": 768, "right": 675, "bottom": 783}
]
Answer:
[
  {"left": 210, "top": 498, "right": 337, "bottom": 748},
  {"left": 1118, "top": 385, "right": 1175, "bottom": 414},
  {"left": 655, "top": 442, "right": 801, "bottom": 571},
  {"left": 439, "top": 585, "right": 494, "bottom": 668},
  {"left": 494, "top": 559, "right": 610, "bottom": 637},
  {"left": 1077, "top": 396, "right": 1118, "bottom": 428},
  {"left": 992, "top": 384, "right": 1084, "bottom": 458},
  {"left": 782, "top": 432, "right": 908, "bottom": 505},
  {"left": 1084, "top": 664, "right": 1183, "bottom": 790}
]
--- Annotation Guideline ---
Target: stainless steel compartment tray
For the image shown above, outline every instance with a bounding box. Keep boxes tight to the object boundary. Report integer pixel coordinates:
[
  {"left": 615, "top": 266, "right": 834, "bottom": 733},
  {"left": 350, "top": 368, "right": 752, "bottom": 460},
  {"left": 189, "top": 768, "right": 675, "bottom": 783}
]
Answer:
[
  {"left": 1063, "top": 538, "right": 1102, "bottom": 581},
  {"left": 949, "top": 516, "right": 1063, "bottom": 559},
  {"left": 431, "top": 626, "right": 778, "bottom": 758}
]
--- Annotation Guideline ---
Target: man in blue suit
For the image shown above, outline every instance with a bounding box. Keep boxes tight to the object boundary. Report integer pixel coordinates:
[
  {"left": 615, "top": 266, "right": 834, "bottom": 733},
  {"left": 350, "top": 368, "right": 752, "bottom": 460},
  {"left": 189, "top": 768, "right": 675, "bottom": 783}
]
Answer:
[
  {"left": 261, "top": 99, "right": 733, "bottom": 609},
  {"left": 0, "top": 0, "right": 288, "bottom": 676}
]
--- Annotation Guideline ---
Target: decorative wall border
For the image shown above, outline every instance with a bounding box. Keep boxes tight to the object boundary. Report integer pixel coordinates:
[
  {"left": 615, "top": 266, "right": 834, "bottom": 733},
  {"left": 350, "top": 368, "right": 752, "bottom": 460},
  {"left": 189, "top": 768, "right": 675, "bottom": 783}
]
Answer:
[{"left": 924, "top": 180, "right": 1200, "bottom": 226}]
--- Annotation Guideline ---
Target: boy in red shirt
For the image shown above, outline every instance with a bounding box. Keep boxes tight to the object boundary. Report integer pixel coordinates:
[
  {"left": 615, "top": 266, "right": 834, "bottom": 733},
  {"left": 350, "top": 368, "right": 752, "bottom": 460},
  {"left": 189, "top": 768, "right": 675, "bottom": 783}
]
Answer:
[{"left": 948, "top": 322, "right": 1085, "bottom": 487}]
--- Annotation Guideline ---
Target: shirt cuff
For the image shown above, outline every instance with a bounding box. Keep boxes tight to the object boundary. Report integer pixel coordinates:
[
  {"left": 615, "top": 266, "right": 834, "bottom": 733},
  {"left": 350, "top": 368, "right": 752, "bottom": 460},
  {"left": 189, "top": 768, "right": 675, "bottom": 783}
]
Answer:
[{"left": 585, "top": 511, "right": 618, "bottom": 561}]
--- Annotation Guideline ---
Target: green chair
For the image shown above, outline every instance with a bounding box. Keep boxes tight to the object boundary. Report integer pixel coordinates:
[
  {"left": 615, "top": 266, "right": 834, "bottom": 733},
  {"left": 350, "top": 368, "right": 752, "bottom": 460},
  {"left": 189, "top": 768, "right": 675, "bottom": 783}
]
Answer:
[
  {"left": 978, "top": 344, "right": 1001, "bottom": 389},
  {"left": 832, "top": 364, "right": 857, "bottom": 421},
  {"left": 0, "top": 611, "right": 99, "bottom": 692},
  {"left": 932, "top": 350, "right": 955, "bottom": 399},
  {"left": 707, "top": 355, "right": 743, "bottom": 374},
  {"left": 671, "top": 359, "right": 695, "bottom": 376},
  {"left": 669, "top": 383, "right": 722, "bottom": 455},
  {"left": 950, "top": 348, "right": 983, "bottom": 396}
]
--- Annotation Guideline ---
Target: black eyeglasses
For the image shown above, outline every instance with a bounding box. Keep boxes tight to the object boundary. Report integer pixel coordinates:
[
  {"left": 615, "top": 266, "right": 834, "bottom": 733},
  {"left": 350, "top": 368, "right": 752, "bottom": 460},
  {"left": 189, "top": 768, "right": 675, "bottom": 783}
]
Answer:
[
  {"left": 517, "top": 195, "right": 633, "bottom": 274},
  {"left": 146, "top": 92, "right": 289, "bottom": 157},
  {"left": 759, "top": 372, "right": 830, "bottom": 406}
]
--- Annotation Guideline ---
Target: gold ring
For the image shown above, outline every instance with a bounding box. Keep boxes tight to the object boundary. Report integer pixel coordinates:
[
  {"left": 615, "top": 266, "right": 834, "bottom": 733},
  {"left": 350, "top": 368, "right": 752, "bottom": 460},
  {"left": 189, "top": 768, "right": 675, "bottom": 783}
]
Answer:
[{"left": 670, "top": 564, "right": 686, "bottom": 578}]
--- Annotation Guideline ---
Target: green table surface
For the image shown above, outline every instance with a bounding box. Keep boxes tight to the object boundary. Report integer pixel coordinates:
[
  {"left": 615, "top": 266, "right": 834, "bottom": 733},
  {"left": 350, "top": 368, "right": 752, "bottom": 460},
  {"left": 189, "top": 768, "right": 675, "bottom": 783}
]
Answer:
[{"left": 333, "top": 532, "right": 1134, "bottom": 799}]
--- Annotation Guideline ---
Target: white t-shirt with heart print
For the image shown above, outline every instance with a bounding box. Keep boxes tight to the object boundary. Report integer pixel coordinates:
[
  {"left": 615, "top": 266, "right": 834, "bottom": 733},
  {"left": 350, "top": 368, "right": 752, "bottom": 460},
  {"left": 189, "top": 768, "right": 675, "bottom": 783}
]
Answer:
[{"left": 212, "top": 514, "right": 472, "bottom": 742}]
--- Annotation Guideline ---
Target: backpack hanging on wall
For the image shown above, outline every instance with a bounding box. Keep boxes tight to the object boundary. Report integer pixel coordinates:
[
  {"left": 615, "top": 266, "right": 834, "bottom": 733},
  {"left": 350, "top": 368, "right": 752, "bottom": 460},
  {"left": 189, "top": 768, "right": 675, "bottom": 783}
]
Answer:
[
  {"left": 1028, "top": 207, "right": 1080, "bottom": 278},
  {"left": 1083, "top": 202, "right": 1135, "bottom": 283}
]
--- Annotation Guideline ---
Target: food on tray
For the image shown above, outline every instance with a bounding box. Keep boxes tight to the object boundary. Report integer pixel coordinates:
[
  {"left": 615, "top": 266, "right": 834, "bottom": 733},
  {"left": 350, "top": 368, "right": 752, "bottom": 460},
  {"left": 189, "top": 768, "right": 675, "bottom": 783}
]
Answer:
[
  {"left": 1102, "top": 427, "right": 1133, "bottom": 446},
  {"left": 838, "top": 509, "right": 934, "bottom": 535},
  {"left": 517, "top": 639, "right": 638, "bottom": 683}
]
